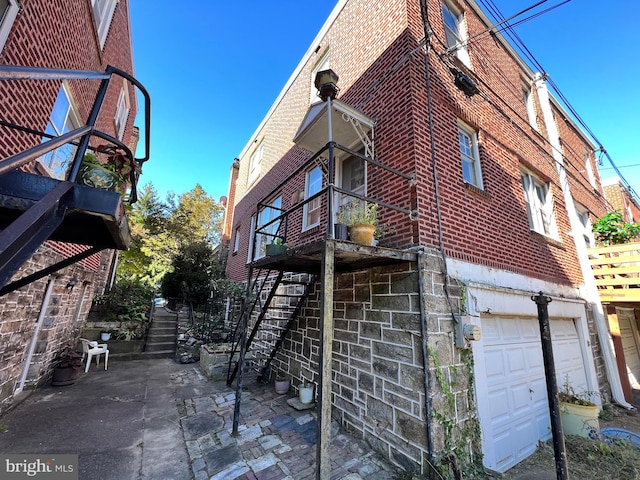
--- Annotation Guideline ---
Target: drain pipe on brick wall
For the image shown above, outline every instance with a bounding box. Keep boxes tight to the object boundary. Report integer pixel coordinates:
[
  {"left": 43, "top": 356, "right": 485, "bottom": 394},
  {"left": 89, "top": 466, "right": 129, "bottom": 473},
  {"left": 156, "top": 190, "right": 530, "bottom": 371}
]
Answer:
[{"left": 534, "top": 74, "right": 633, "bottom": 410}]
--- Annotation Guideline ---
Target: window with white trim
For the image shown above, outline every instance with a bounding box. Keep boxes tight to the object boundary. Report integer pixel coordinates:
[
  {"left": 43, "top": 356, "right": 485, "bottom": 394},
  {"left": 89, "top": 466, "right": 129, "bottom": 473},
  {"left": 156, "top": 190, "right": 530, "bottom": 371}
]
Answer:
[
  {"left": 522, "top": 82, "right": 537, "bottom": 129},
  {"left": 91, "top": 0, "right": 117, "bottom": 49},
  {"left": 442, "top": 2, "right": 470, "bottom": 67},
  {"left": 233, "top": 228, "right": 240, "bottom": 253},
  {"left": 458, "top": 122, "right": 483, "bottom": 188},
  {"left": 303, "top": 166, "right": 323, "bottom": 230},
  {"left": 0, "top": 0, "right": 19, "bottom": 55},
  {"left": 247, "top": 141, "right": 264, "bottom": 186},
  {"left": 574, "top": 203, "right": 594, "bottom": 248},
  {"left": 249, "top": 197, "right": 282, "bottom": 261},
  {"left": 114, "top": 84, "right": 130, "bottom": 140},
  {"left": 310, "top": 50, "right": 330, "bottom": 104},
  {"left": 41, "top": 85, "right": 81, "bottom": 180},
  {"left": 521, "top": 171, "right": 557, "bottom": 237}
]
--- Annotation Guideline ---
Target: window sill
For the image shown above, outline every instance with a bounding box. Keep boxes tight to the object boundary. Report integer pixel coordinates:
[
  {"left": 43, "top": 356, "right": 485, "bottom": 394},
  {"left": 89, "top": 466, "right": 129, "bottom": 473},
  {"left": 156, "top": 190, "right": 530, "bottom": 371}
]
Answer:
[
  {"left": 530, "top": 230, "right": 564, "bottom": 249},
  {"left": 463, "top": 181, "right": 490, "bottom": 199},
  {"left": 301, "top": 224, "right": 321, "bottom": 238}
]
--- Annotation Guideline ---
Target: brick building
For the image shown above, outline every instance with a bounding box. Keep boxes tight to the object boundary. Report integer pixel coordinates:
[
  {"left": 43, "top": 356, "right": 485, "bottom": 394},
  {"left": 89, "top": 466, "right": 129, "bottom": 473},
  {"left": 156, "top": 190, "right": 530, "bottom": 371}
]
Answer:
[
  {"left": 223, "top": 0, "right": 622, "bottom": 475},
  {"left": 0, "top": 0, "right": 145, "bottom": 413}
]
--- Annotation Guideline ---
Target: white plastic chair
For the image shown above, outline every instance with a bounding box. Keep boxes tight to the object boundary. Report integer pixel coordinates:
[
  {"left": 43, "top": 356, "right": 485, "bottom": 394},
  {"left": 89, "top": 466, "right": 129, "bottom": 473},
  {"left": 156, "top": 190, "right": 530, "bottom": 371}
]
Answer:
[{"left": 79, "top": 338, "right": 109, "bottom": 373}]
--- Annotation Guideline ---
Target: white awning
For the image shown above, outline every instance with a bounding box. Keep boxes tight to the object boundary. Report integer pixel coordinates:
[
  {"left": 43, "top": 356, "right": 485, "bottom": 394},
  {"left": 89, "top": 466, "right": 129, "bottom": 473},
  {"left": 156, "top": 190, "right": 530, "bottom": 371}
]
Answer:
[{"left": 292, "top": 99, "right": 375, "bottom": 153}]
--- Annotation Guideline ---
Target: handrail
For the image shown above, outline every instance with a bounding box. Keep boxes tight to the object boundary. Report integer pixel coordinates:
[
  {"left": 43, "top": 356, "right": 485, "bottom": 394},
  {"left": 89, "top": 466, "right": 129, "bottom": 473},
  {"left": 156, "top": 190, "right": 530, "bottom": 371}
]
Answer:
[
  {"left": 0, "top": 65, "right": 151, "bottom": 204},
  {"left": 0, "top": 126, "right": 93, "bottom": 176}
]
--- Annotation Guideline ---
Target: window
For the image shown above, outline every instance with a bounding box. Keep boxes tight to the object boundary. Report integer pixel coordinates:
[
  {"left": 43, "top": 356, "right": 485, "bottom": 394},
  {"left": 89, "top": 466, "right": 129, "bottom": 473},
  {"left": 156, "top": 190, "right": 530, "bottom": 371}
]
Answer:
[
  {"left": 575, "top": 204, "right": 594, "bottom": 248},
  {"left": 233, "top": 228, "right": 240, "bottom": 253},
  {"left": 583, "top": 148, "right": 596, "bottom": 188},
  {"left": 339, "top": 153, "right": 366, "bottom": 207},
  {"left": 310, "top": 50, "right": 330, "bottom": 104},
  {"left": 247, "top": 141, "right": 264, "bottom": 186},
  {"left": 0, "top": 0, "right": 19, "bottom": 55},
  {"left": 41, "top": 85, "right": 81, "bottom": 180},
  {"left": 442, "top": 2, "right": 470, "bottom": 67},
  {"left": 114, "top": 84, "right": 130, "bottom": 140},
  {"left": 250, "top": 197, "right": 282, "bottom": 261},
  {"left": 521, "top": 172, "right": 556, "bottom": 237},
  {"left": 91, "top": 0, "right": 117, "bottom": 49},
  {"left": 522, "top": 82, "right": 537, "bottom": 129},
  {"left": 303, "top": 166, "right": 323, "bottom": 230},
  {"left": 458, "top": 122, "right": 482, "bottom": 188}
]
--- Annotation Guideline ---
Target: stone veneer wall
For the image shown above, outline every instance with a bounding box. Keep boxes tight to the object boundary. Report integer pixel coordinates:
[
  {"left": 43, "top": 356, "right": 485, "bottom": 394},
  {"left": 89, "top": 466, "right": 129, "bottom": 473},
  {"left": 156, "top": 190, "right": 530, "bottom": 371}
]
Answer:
[{"left": 263, "top": 247, "right": 480, "bottom": 474}]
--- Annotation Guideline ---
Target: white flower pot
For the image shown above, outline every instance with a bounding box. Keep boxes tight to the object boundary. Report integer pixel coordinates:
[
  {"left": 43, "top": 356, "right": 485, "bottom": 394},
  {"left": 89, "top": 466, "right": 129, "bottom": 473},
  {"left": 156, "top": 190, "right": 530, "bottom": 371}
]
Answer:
[
  {"left": 100, "top": 332, "right": 111, "bottom": 341},
  {"left": 299, "top": 385, "right": 314, "bottom": 404}
]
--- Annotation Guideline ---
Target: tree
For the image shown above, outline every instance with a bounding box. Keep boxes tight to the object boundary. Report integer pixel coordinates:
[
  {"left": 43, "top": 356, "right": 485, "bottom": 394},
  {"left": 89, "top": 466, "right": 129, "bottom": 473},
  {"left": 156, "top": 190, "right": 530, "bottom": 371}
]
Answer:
[
  {"left": 161, "top": 242, "right": 214, "bottom": 308},
  {"left": 168, "top": 184, "right": 224, "bottom": 246}
]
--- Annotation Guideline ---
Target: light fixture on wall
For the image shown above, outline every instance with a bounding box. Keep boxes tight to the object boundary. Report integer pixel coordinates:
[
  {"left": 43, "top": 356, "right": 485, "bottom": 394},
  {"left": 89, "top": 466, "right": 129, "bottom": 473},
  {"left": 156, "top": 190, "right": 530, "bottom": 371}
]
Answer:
[
  {"left": 314, "top": 69, "right": 339, "bottom": 101},
  {"left": 65, "top": 277, "right": 78, "bottom": 291}
]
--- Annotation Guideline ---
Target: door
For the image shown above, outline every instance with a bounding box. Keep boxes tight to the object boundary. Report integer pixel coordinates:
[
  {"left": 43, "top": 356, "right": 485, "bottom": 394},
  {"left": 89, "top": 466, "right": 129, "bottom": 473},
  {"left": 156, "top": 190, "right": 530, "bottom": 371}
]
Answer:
[
  {"left": 478, "top": 316, "right": 587, "bottom": 472},
  {"left": 618, "top": 308, "right": 640, "bottom": 388}
]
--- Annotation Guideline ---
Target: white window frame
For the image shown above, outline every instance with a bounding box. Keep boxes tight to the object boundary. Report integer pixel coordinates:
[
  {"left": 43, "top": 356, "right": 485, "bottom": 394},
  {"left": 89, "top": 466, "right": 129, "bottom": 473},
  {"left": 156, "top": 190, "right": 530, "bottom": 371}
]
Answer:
[
  {"left": 40, "top": 84, "right": 81, "bottom": 180},
  {"left": 247, "top": 141, "right": 264, "bottom": 186},
  {"left": 303, "top": 166, "right": 323, "bottom": 230},
  {"left": 521, "top": 171, "right": 557, "bottom": 237},
  {"left": 522, "top": 82, "right": 537, "bottom": 130},
  {"left": 91, "top": 0, "right": 118, "bottom": 49},
  {"left": 233, "top": 228, "right": 240, "bottom": 253},
  {"left": 249, "top": 197, "right": 282, "bottom": 261},
  {"left": 310, "top": 50, "right": 330, "bottom": 104},
  {"left": 0, "top": 0, "right": 19, "bottom": 55},
  {"left": 458, "top": 122, "right": 483, "bottom": 189},
  {"left": 574, "top": 203, "right": 594, "bottom": 248},
  {"left": 442, "top": 1, "right": 471, "bottom": 67},
  {"left": 114, "top": 83, "right": 130, "bottom": 140}
]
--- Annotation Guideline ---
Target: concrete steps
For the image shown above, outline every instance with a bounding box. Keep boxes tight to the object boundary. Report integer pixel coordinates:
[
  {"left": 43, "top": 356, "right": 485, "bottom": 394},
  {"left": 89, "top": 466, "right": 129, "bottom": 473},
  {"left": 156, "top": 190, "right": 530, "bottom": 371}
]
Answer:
[{"left": 143, "top": 308, "right": 178, "bottom": 359}]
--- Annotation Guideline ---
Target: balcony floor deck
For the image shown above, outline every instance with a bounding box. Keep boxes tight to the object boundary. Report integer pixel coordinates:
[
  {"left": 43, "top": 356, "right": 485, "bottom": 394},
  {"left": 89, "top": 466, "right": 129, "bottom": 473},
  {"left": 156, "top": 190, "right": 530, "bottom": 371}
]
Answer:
[{"left": 251, "top": 239, "right": 418, "bottom": 274}]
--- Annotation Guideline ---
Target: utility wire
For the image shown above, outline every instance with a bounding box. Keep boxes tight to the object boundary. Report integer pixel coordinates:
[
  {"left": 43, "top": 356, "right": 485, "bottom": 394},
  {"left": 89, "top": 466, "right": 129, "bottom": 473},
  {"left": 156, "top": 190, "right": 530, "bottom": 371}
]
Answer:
[{"left": 479, "top": 0, "right": 640, "bottom": 204}]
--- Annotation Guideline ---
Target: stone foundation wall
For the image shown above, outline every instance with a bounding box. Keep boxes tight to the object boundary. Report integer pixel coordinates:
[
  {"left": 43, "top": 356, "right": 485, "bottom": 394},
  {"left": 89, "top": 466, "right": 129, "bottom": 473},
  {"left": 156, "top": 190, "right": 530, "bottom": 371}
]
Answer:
[{"left": 266, "top": 248, "right": 479, "bottom": 473}]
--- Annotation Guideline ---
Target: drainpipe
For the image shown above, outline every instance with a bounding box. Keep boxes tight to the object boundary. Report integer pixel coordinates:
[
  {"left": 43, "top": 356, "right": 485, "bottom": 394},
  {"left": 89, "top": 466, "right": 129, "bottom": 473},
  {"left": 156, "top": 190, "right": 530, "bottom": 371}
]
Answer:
[
  {"left": 15, "top": 276, "right": 57, "bottom": 394},
  {"left": 534, "top": 74, "right": 632, "bottom": 409}
]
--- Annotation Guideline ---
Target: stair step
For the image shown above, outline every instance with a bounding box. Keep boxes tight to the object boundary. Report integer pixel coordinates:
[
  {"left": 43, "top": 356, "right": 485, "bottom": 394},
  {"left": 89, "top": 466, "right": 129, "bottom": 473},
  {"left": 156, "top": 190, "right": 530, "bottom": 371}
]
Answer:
[
  {"left": 145, "top": 342, "right": 176, "bottom": 352},
  {"left": 110, "top": 350, "right": 175, "bottom": 361}
]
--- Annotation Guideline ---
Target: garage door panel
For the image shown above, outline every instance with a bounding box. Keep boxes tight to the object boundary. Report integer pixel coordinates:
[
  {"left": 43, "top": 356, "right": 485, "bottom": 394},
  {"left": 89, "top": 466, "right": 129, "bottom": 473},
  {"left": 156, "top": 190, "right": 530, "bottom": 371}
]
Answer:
[{"left": 480, "top": 316, "right": 588, "bottom": 472}]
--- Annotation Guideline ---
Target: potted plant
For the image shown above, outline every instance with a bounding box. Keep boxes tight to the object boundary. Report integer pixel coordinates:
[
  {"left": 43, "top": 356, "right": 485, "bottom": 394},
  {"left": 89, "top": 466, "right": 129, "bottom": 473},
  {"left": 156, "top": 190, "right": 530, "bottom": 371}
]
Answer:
[
  {"left": 51, "top": 342, "right": 83, "bottom": 386},
  {"left": 558, "top": 377, "right": 600, "bottom": 438},
  {"left": 298, "top": 381, "right": 315, "bottom": 404},
  {"left": 265, "top": 237, "right": 287, "bottom": 256},
  {"left": 336, "top": 200, "right": 378, "bottom": 246},
  {"left": 274, "top": 374, "right": 290, "bottom": 394},
  {"left": 592, "top": 210, "right": 640, "bottom": 246},
  {"left": 77, "top": 145, "right": 140, "bottom": 193}
]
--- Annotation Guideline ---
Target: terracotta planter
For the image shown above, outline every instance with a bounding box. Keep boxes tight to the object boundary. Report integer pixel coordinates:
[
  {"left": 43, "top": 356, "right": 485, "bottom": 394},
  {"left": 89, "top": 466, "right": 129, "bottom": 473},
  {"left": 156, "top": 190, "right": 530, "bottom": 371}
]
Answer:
[{"left": 348, "top": 224, "right": 376, "bottom": 246}]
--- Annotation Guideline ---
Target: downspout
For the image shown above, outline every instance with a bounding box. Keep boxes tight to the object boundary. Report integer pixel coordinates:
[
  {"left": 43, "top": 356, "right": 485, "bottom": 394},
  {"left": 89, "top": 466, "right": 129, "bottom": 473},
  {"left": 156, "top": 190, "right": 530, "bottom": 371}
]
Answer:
[
  {"left": 534, "top": 74, "right": 632, "bottom": 409},
  {"left": 15, "top": 276, "right": 57, "bottom": 394}
]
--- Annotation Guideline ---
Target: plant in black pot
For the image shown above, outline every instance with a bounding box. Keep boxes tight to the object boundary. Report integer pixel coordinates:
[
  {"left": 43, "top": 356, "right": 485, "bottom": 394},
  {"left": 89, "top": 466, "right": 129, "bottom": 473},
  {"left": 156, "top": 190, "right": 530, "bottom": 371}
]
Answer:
[{"left": 51, "top": 343, "right": 83, "bottom": 386}]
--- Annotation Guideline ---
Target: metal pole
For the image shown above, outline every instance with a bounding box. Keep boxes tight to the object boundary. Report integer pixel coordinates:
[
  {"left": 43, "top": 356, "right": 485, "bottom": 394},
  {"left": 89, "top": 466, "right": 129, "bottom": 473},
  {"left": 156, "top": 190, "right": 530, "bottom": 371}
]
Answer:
[
  {"left": 326, "top": 95, "right": 335, "bottom": 239},
  {"left": 531, "top": 292, "right": 568, "bottom": 480}
]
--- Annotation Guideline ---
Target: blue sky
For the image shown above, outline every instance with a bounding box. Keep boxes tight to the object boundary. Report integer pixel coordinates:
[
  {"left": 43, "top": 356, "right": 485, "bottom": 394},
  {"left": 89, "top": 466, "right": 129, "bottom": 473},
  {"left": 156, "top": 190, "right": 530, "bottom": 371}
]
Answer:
[{"left": 129, "top": 0, "right": 639, "bottom": 203}]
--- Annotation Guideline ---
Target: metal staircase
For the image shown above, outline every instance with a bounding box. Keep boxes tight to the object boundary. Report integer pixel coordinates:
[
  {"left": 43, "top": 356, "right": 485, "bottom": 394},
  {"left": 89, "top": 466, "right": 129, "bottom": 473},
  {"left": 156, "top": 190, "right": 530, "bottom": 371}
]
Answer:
[
  {"left": 0, "top": 65, "right": 150, "bottom": 295},
  {"left": 226, "top": 268, "right": 315, "bottom": 388}
]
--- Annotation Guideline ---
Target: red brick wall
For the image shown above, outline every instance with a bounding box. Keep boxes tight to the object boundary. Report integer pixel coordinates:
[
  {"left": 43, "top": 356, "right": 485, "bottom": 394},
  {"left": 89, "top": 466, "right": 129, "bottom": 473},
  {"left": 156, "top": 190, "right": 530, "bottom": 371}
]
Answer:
[
  {"left": 0, "top": 0, "right": 137, "bottom": 410},
  {"left": 227, "top": 0, "right": 606, "bottom": 287}
]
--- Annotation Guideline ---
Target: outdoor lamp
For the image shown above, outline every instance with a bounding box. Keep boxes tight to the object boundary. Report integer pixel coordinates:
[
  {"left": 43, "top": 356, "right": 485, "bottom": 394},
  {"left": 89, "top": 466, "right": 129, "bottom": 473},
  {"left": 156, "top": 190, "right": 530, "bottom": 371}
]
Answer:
[
  {"left": 65, "top": 276, "right": 78, "bottom": 291},
  {"left": 314, "top": 69, "right": 339, "bottom": 101}
]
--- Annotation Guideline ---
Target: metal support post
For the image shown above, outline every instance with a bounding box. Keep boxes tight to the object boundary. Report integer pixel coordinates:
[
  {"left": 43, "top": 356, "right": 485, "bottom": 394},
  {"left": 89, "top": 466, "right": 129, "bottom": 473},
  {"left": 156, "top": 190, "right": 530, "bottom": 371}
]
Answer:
[{"left": 531, "top": 292, "right": 568, "bottom": 480}]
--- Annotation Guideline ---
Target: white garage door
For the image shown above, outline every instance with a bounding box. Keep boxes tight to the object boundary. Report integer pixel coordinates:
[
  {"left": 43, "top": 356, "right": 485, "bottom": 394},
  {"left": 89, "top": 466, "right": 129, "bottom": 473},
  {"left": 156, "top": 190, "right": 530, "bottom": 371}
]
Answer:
[{"left": 479, "top": 316, "right": 588, "bottom": 472}]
